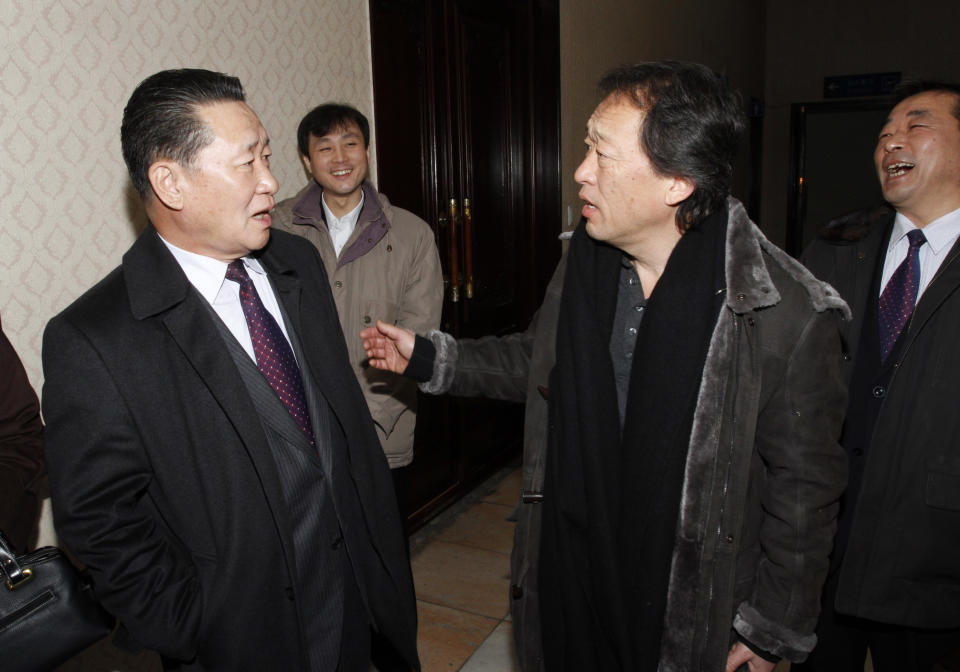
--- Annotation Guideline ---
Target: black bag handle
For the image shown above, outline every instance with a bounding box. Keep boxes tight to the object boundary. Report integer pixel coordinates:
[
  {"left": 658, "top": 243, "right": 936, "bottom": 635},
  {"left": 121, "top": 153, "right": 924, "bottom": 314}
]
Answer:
[{"left": 0, "top": 529, "right": 32, "bottom": 589}]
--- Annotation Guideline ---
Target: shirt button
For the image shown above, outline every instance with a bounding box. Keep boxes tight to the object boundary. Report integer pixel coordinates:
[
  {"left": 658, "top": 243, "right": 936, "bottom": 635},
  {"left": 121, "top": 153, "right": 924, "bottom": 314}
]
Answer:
[
  {"left": 334, "top": 280, "right": 343, "bottom": 289},
  {"left": 872, "top": 385, "right": 885, "bottom": 398},
  {"left": 627, "top": 327, "right": 637, "bottom": 335},
  {"left": 635, "top": 305, "right": 644, "bottom": 312}
]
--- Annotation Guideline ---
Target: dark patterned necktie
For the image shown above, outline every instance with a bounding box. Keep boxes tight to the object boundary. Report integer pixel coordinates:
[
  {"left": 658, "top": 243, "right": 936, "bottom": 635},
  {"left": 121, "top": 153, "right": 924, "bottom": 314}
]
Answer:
[
  {"left": 878, "top": 229, "right": 926, "bottom": 363},
  {"left": 226, "top": 260, "right": 315, "bottom": 444}
]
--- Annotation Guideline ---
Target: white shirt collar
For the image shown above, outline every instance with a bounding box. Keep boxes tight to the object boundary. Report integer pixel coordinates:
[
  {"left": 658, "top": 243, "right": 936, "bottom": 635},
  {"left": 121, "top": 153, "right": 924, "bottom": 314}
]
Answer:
[
  {"left": 157, "top": 232, "right": 267, "bottom": 303},
  {"left": 321, "top": 191, "right": 364, "bottom": 231},
  {"left": 892, "top": 206, "right": 960, "bottom": 255}
]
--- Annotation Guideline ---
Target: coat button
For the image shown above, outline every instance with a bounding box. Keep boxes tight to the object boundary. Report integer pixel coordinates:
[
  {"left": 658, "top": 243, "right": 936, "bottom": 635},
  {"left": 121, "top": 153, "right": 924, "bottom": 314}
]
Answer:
[
  {"left": 842, "top": 353, "right": 852, "bottom": 361},
  {"left": 736, "top": 293, "right": 746, "bottom": 301},
  {"left": 872, "top": 385, "right": 885, "bottom": 398},
  {"left": 334, "top": 280, "right": 343, "bottom": 288},
  {"left": 386, "top": 244, "right": 393, "bottom": 252},
  {"left": 285, "top": 586, "right": 295, "bottom": 601},
  {"left": 511, "top": 584, "right": 524, "bottom": 599},
  {"left": 746, "top": 317, "right": 755, "bottom": 326},
  {"left": 363, "top": 315, "right": 372, "bottom": 324},
  {"left": 725, "top": 535, "right": 734, "bottom": 543}
]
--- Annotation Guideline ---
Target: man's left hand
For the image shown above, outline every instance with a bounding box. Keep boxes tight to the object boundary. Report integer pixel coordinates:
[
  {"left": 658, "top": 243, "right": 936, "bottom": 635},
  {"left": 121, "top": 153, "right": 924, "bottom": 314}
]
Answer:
[{"left": 725, "top": 641, "right": 777, "bottom": 672}]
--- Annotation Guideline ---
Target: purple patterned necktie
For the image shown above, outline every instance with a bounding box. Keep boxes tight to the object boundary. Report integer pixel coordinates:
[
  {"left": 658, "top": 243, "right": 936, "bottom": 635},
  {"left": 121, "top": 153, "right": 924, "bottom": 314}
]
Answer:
[
  {"left": 878, "top": 229, "right": 926, "bottom": 363},
  {"left": 226, "top": 260, "right": 315, "bottom": 444}
]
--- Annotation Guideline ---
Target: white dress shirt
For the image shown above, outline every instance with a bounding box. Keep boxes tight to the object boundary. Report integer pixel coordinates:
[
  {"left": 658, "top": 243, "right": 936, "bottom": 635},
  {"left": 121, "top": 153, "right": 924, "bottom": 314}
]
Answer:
[
  {"left": 159, "top": 233, "right": 294, "bottom": 363},
  {"left": 880, "top": 206, "right": 960, "bottom": 301},
  {"left": 322, "top": 191, "right": 364, "bottom": 257}
]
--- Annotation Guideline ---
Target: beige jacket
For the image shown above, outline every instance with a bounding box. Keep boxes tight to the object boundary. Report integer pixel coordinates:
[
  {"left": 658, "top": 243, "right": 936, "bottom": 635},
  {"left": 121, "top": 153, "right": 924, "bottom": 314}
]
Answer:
[{"left": 273, "top": 180, "right": 443, "bottom": 467}]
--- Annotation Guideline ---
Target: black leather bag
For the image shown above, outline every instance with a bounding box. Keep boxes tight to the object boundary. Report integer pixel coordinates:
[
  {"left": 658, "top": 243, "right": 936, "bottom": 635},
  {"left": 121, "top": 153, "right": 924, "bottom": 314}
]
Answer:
[{"left": 0, "top": 531, "right": 114, "bottom": 672}]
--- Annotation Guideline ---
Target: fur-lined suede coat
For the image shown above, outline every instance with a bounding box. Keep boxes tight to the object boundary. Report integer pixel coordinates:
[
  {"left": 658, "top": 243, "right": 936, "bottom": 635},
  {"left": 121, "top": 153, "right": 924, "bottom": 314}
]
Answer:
[{"left": 423, "top": 199, "right": 849, "bottom": 670}]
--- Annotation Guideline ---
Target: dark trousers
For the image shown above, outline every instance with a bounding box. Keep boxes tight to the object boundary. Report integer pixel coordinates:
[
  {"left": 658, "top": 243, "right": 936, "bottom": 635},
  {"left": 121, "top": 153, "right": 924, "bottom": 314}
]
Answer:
[
  {"left": 390, "top": 465, "right": 410, "bottom": 539},
  {"left": 795, "top": 572, "right": 960, "bottom": 672},
  {"left": 336, "top": 559, "right": 373, "bottom": 672},
  {"left": 368, "top": 465, "right": 412, "bottom": 671}
]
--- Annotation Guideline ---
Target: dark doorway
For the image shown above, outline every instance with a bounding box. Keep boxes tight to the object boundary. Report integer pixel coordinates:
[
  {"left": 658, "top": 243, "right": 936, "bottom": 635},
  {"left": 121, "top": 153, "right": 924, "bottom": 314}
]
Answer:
[
  {"left": 369, "top": 0, "right": 561, "bottom": 529},
  {"left": 787, "top": 100, "right": 889, "bottom": 256}
]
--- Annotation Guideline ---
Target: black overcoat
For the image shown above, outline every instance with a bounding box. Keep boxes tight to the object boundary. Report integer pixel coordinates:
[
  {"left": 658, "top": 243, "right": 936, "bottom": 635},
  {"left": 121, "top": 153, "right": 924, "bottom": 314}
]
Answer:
[
  {"left": 42, "top": 226, "right": 418, "bottom": 670},
  {"left": 804, "top": 205, "right": 960, "bottom": 628}
]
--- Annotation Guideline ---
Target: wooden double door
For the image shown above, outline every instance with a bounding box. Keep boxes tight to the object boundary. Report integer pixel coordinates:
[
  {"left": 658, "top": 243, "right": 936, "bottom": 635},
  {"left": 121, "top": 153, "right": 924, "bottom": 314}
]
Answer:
[{"left": 369, "top": 0, "right": 561, "bottom": 528}]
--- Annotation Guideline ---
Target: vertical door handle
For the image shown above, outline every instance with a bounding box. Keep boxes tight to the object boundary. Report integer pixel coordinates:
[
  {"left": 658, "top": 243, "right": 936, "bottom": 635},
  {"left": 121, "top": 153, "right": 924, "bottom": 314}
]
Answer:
[
  {"left": 448, "top": 198, "right": 460, "bottom": 302},
  {"left": 463, "top": 197, "right": 474, "bottom": 299}
]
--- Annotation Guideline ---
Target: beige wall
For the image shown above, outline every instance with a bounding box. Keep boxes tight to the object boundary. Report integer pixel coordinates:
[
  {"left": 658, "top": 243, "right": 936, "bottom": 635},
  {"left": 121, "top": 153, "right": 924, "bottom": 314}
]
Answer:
[
  {"left": 558, "top": 0, "right": 766, "bottom": 230},
  {"left": 0, "top": 0, "right": 376, "bottom": 387},
  {"left": 761, "top": 0, "right": 960, "bottom": 246}
]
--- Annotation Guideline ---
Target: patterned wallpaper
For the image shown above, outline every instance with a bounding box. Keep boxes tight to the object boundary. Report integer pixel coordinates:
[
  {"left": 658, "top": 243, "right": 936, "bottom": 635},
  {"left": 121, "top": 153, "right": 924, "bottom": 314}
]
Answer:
[{"left": 0, "top": 0, "right": 377, "bottom": 387}]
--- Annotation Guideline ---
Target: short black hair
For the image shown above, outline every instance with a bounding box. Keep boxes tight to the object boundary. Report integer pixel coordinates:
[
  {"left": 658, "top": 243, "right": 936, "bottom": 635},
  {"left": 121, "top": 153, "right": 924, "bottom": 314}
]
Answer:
[
  {"left": 296, "top": 103, "right": 370, "bottom": 157},
  {"left": 598, "top": 61, "right": 745, "bottom": 231},
  {"left": 121, "top": 69, "right": 245, "bottom": 200},
  {"left": 891, "top": 79, "right": 960, "bottom": 125}
]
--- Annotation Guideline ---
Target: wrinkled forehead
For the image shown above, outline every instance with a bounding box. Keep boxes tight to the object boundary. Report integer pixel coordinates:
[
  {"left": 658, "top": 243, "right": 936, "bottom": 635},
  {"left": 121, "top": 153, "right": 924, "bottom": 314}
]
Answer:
[{"left": 586, "top": 95, "right": 645, "bottom": 139}]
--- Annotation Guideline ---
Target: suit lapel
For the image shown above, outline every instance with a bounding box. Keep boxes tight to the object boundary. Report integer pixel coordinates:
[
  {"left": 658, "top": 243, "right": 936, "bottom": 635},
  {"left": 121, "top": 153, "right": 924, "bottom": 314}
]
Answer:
[
  {"left": 124, "top": 227, "right": 267, "bottom": 452},
  {"left": 260, "top": 246, "right": 364, "bottom": 449},
  {"left": 851, "top": 221, "right": 890, "bottom": 331},
  {"left": 122, "top": 227, "right": 301, "bottom": 570},
  {"left": 900, "top": 235, "right": 960, "bottom": 355}
]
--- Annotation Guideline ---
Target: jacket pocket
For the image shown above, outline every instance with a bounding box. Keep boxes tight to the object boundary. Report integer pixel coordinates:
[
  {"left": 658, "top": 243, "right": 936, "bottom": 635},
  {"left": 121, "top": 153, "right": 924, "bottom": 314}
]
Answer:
[{"left": 925, "top": 457, "right": 960, "bottom": 511}]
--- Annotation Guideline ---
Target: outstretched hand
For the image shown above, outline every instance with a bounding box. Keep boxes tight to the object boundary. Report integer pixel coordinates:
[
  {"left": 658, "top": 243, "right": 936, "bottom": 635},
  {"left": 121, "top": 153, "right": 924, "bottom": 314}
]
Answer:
[{"left": 360, "top": 320, "right": 416, "bottom": 375}]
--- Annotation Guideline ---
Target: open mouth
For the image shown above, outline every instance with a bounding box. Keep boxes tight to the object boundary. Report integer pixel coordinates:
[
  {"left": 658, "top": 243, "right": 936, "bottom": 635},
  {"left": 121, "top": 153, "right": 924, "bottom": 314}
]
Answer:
[
  {"left": 331, "top": 169, "right": 353, "bottom": 177},
  {"left": 886, "top": 162, "right": 914, "bottom": 177},
  {"left": 578, "top": 190, "right": 597, "bottom": 210},
  {"left": 251, "top": 207, "right": 272, "bottom": 225}
]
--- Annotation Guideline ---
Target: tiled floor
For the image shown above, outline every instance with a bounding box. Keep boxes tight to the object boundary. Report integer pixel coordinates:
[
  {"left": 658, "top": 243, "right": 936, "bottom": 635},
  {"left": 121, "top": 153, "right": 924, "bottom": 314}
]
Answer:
[{"left": 409, "top": 464, "right": 523, "bottom": 672}]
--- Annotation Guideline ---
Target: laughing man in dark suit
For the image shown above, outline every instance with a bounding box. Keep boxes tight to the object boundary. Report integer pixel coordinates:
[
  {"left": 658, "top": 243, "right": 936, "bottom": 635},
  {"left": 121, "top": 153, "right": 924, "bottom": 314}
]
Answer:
[
  {"left": 800, "top": 80, "right": 960, "bottom": 672},
  {"left": 41, "top": 69, "right": 418, "bottom": 671}
]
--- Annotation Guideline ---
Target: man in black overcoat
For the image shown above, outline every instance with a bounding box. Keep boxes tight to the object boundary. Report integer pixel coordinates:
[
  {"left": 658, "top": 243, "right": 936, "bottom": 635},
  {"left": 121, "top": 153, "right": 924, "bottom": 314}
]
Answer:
[{"left": 41, "top": 69, "right": 419, "bottom": 671}]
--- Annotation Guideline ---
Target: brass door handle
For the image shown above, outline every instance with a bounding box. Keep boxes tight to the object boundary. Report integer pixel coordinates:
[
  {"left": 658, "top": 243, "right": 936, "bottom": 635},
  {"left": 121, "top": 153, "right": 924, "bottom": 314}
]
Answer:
[
  {"left": 463, "top": 197, "right": 473, "bottom": 299},
  {"left": 448, "top": 198, "right": 460, "bottom": 303}
]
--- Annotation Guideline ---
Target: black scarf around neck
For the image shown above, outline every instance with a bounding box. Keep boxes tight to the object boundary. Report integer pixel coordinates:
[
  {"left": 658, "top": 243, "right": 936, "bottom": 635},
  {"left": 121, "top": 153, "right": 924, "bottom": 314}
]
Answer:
[{"left": 539, "top": 209, "right": 728, "bottom": 671}]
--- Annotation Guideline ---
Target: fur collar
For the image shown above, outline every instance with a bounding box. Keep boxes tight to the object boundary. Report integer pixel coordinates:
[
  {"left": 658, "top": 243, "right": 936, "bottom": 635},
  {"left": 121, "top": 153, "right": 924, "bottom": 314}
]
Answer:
[
  {"left": 815, "top": 203, "right": 894, "bottom": 243},
  {"left": 725, "top": 198, "right": 851, "bottom": 320}
]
